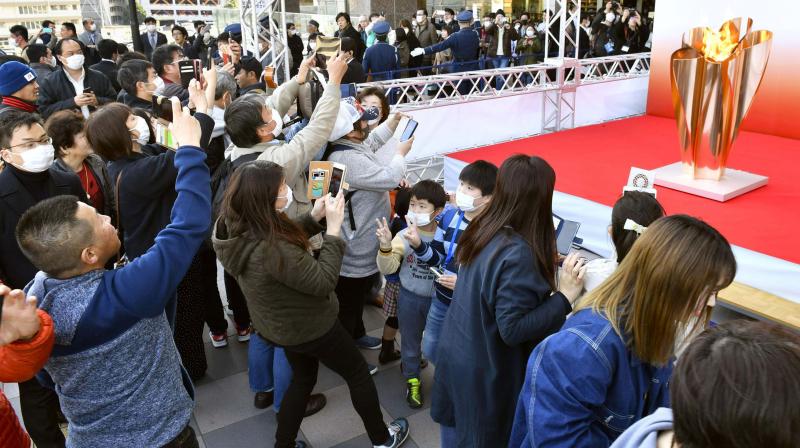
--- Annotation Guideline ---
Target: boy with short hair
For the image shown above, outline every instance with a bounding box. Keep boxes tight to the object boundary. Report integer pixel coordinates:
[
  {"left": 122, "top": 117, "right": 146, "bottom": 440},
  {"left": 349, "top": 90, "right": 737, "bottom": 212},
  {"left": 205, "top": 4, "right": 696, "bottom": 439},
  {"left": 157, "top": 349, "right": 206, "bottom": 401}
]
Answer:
[
  {"left": 376, "top": 180, "right": 448, "bottom": 408},
  {"left": 414, "top": 160, "right": 498, "bottom": 364}
]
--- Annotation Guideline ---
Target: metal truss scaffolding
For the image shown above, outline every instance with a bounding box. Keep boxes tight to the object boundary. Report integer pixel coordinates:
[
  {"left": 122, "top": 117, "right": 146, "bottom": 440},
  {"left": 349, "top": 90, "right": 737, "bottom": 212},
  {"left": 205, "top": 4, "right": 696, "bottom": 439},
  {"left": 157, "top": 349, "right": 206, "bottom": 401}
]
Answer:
[
  {"left": 240, "top": 0, "right": 291, "bottom": 82},
  {"left": 543, "top": 0, "right": 582, "bottom": 132}
]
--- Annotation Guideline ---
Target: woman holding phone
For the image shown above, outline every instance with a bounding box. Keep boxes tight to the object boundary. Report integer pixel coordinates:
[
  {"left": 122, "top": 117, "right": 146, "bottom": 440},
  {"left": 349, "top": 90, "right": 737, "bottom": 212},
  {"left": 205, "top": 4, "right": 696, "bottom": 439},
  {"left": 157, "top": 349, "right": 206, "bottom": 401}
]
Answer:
[
  {"left": 213, "top": 161, "right": 410, "bottom": 448},
  {"left": 430, "top": 155, "right": 586, "bottom": 447},
  {"left": 86, "top": 78, "right": 218, "bottom": 380}
]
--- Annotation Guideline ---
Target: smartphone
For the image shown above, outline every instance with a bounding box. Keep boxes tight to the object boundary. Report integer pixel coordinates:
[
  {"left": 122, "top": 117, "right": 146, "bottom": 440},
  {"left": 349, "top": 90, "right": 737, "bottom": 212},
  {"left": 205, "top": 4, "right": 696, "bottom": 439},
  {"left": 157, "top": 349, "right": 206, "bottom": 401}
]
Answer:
[
  {"left": 429, "top": 266, "right": 444, "bottom": 278},
  {"left": 178, "top": 59, "right": 202, "bottom": 89},
  {"left": 400, "top": 119, "right": 418, "bottom": 142},
  {"left": 222, "top": 52, "right": 230, "bottom": 65},
  {"left": 154, "top": 121, "right": 177, "bottom": 150},
  {"left": 82, "top": 87, "right": 94, "bottom": 94},
  {"left": 310, "top": 168, "right": 326, "bottom": 199},
  {"left": 329, "top": 163, "right": 346, "bottom": 196},
  {"left": 556, "top": 220, "right": 581, "bottom": 256},
  {"left": 151, "top": 95, "right": 174, "bottom": 122},
  {"left": 340, "top": 83, "right": 357, "bottom": 98}
]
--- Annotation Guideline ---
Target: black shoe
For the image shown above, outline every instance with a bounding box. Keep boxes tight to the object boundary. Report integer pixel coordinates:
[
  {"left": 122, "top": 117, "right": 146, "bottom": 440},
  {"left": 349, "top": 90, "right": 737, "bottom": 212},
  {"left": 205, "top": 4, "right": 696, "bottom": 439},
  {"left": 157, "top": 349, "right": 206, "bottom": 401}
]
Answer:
[
  {"left": 379, "top": 340, "right": 401, "bottom": 364},
  {"left": 254, "top": 390, "right": 274, "bottom": 409},
  {"left": 304, "top": 393, "right": 327, "bottom": 417}
]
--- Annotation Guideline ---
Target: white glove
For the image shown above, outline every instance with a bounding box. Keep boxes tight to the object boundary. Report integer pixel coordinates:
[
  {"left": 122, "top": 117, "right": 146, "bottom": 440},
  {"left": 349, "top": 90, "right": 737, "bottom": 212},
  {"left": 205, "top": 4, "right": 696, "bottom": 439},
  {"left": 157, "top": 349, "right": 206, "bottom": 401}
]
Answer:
[{"left": 410, "top": 47, "right": 425, "bottom": 57}]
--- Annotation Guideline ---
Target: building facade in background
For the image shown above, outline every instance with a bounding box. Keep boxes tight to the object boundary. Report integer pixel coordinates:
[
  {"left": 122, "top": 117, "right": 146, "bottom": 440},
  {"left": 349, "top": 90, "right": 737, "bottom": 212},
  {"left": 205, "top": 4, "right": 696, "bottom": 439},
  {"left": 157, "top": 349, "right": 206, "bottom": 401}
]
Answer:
[{"left": 0, "top": 0, "right": 82, "bottom": 49}]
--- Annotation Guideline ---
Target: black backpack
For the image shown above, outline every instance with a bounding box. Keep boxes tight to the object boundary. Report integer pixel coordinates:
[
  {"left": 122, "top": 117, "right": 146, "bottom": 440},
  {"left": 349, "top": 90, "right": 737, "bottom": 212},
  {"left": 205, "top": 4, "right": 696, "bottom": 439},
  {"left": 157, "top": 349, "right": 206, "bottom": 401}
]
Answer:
[{"left": 210, "top": 152, "right": 260, "bottom": 221}]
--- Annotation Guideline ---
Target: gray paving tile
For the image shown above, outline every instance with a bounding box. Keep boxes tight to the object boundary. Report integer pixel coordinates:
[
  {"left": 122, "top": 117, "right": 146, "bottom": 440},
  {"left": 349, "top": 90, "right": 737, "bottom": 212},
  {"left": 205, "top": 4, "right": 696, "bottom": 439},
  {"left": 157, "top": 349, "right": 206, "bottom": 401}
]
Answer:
[
  {"left": 371, "top": 361, "right": 435, "bottom": 419},
  {"left": 406, "top": 408, "right": 441, "bottom": 448},
  {"left": 202, "top": 410, "right": 311, "bottom": 448},
  {"left": 300, "top": 384, "right": 393, "bottom": 448},
  {"left": 195, "top": 337, "right": 250, "bottom": 386},
  {"left": 194, "top": 371, "right": 268, "bottom": 433},
  {"left": 363, "top": 304, "right": 387, "bottom": 333},
  {"left": 332, "top": 432, "right": 420, "bottom": 448}
]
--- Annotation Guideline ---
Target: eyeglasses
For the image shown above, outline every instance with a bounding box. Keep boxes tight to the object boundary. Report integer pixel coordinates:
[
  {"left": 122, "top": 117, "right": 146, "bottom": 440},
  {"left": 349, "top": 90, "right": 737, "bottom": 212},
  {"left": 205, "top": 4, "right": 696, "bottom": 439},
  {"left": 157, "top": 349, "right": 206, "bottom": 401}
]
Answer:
[{"left": 9, "top": 136, "right": 52, "bottom": 151}]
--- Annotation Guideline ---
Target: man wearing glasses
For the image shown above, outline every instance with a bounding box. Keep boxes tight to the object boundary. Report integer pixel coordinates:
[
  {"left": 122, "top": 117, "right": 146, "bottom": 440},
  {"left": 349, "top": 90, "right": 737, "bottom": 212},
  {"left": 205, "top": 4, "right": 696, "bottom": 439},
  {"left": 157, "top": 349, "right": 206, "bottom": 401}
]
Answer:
[
  {"left": 36, "top": 38, "right": 117, "bottom": 119},
  {"left": 152, "top": 44, "right": 190, "bottom": 102},
  {"left": 0, "top": 109, "right": 87, "bottom": 448}
]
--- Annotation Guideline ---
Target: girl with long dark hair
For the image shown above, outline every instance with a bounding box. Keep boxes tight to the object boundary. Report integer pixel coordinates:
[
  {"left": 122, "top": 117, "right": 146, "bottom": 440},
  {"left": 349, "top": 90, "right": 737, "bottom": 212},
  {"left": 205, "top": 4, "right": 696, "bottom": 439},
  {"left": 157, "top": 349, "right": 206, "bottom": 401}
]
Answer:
[
  {"left": 213, "top": 160, "right": 410, "bottom": 448},
  {"left": 430, "top": 155, "right": 586, "bottom": 447}
]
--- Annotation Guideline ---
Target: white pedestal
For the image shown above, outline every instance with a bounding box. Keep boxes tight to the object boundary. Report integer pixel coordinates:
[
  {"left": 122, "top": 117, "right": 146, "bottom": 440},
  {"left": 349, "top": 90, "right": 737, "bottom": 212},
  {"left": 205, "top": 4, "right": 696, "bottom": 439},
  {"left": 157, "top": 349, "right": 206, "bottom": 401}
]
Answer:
[{"left": 653, "top": 163, "right": 769, "bottom": 202}]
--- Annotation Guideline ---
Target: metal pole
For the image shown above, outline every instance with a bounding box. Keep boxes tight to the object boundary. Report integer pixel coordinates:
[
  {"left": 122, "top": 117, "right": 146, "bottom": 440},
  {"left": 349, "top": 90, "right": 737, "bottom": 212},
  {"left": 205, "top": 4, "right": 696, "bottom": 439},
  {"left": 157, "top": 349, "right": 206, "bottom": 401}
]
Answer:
[{"left": 128, "top": 0, "right": 142, "bottom": 52}]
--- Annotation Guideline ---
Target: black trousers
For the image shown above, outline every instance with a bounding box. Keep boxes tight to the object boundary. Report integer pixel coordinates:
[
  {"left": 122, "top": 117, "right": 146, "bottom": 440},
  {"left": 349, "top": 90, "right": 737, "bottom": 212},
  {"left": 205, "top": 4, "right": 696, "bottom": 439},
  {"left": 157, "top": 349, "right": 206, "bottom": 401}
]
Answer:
[
  {"left": 18, "top": 378, "right": 65, "bottom": 448},
  {"left": 334, "top": 274, "right": 378, "bottom": 340},
  {"left": 275, "top": 322, "right": 389, "bottom": 448},
  {"left": 219, "top": 270, "right": 252, "bottom": 329}
]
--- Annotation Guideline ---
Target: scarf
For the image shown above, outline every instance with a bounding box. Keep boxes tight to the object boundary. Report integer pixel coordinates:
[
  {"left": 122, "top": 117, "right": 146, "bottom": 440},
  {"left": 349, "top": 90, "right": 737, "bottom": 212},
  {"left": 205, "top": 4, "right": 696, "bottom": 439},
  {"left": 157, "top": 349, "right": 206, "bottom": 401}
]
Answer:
[{"left": 2, "top": 96, "right": 37, "bottom": 113}]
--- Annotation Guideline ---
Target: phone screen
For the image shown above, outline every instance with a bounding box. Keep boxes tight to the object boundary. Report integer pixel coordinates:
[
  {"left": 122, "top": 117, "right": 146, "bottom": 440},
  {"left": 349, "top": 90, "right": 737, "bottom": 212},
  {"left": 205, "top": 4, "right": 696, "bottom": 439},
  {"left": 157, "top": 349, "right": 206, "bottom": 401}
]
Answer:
[
  {"left": 329, "top": 167, "right": 344, "bottom": 196},
  {"left": 400, "top": 119, "right": 418, "bottom": 142},
  {"left": 556, "top": 221, "right": 581, "bottom": 256}
]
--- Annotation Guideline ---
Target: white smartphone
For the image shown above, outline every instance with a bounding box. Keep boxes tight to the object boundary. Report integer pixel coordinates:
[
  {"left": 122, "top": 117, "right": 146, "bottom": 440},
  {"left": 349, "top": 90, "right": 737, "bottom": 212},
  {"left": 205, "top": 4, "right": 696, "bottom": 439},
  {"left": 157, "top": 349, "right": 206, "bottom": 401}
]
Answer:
[
  {"left": 329, "top": 162, "right": 347, "bottom": 196},
  {"left": 429, "top": 266, "right": 444, "bottom": 278}
]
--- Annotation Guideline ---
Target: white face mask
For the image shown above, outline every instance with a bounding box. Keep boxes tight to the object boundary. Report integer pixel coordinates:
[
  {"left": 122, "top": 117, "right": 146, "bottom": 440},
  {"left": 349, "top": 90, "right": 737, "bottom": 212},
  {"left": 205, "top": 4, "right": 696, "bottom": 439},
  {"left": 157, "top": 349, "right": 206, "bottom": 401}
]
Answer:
[
  {"left": 277, "top": 184, "right": 293, "bottom": 212},
  {"left": 456, "top": 190, "right": 483, "bottom": 212},
  {"left": 367, "top": 117, "right": 380, "bottom": 126},
  {"left": 129, "top": 115, "right": 150, "bottom": 145},
  {"left": 147, "top": 24, "right": 157, "bottom": 33},
  {"left": 13, "top": 144, "right": 55, "bottom": 173},
  {"left": 89, "top": 24, "right": 97, "bottom": 32},
  {"left": 49, "top": 55, "right": 57, "bottom": 67},
  {"left": 484, "top": 21, "right": 492, "bottom": 28},
  {"left": 269, "top": 108, "right": 283, "bottom": 137},
  {"left": 152, "top": 76, "right": 165, "bottom": 95},
  {"left": 309, "top": 42, "right": 317, "bottom": 51},
  {"left": 606, "top": 12, "right": 616, "bottom": 23},
  {"left": 288, "top": 29, "right": 296, "bottom": 36},
  {"left": 64, "top": 54, "right": 84, "bottom": 70},
  {"left": 407, "top": 211, "right": 431, "bottom": 227},
  {"left": 8, "top": 38, "right": 17, "bottom": 48},
  {"left": 526, "top": 29, "right": 535, "bottom": 38}
]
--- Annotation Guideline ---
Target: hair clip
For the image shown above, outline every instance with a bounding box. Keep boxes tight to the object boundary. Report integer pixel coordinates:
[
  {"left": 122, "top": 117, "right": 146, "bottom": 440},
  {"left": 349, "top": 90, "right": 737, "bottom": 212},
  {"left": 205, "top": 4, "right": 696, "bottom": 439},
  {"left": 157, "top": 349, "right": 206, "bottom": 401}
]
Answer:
[{"left": 624, "top": 219, "right": 647, "bottom": 235}]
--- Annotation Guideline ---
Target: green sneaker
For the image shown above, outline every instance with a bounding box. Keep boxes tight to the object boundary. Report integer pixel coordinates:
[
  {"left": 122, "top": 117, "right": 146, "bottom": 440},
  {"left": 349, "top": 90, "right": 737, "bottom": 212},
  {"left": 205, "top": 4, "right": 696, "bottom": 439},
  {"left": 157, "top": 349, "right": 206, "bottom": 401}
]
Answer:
[{"left": 406, "top": 378, "right": 423, "bottom": 409}]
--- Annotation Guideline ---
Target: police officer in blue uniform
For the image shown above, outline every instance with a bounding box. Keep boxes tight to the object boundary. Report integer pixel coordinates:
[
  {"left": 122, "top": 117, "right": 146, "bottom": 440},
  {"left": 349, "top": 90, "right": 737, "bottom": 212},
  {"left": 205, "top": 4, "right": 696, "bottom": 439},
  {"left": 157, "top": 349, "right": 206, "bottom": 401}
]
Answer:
[
  {"left": 412, "top": 10, "right": 480, "bottom": 73},
  {"left": 362, "top": 21, "right": 398, "bottom": 81}
]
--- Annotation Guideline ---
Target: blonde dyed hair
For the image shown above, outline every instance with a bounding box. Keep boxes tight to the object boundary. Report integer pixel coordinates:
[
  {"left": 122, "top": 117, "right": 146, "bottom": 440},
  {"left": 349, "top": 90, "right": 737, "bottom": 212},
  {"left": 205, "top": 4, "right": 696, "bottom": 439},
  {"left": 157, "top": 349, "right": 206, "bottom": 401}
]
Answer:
[{"left": 574, "top": 215, "right": 736, "bottom": 365}]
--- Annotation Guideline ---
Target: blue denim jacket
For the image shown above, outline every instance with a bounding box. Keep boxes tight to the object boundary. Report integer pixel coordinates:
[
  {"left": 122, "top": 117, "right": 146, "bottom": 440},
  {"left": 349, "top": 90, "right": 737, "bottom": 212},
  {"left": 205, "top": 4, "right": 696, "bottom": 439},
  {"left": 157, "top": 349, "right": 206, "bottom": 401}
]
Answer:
[{"left": 509, "top": 309, "right": 673, "bottom": 448}]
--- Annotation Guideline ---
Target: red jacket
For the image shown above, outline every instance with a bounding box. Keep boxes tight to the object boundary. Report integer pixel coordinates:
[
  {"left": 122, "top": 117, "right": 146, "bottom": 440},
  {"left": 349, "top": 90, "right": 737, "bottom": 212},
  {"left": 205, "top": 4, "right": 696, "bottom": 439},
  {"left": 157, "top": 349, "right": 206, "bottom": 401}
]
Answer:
[{"left": 0, "top": 310, "right": 56, "bottom": 448}]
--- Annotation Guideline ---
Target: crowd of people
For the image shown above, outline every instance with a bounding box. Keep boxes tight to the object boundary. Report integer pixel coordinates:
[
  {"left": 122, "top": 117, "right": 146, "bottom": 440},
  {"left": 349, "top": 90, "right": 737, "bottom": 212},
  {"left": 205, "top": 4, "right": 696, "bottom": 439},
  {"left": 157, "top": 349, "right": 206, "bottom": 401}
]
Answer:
[{"left": 0, "top": 7, "right": 797, "bottom": 448}]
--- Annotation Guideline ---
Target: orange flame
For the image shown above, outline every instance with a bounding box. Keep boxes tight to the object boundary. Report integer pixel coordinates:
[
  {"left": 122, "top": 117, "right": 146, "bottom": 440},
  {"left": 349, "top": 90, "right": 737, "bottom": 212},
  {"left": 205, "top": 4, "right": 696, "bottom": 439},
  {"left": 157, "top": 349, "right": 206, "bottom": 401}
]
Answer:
[{"left": 701, "top": 22, "right": 740, "bottom": 62}]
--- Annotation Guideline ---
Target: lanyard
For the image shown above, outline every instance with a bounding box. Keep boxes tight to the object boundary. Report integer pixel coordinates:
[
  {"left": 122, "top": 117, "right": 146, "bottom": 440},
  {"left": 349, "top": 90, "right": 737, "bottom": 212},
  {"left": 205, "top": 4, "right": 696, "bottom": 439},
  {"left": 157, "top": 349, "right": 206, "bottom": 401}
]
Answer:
[{"left": 443, "top": 211, "right": 464, "bottom": 269}]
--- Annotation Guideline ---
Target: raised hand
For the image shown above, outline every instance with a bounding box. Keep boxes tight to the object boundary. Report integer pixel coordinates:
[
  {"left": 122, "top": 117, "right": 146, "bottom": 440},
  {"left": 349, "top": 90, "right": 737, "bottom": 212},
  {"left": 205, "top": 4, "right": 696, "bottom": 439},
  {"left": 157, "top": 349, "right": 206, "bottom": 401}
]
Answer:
[
  {"left": 558, "top": 252, "right": 588, "bottom": 305},
  {"left": 375, "top": 217, "right": 393, "bottom": 249},
  {"left": 311, "top": 193, "right": 328, "bottom": 222},
  {"left": 187, "top": 78, "right": 208, "bottom": 115},
  {"left": 168, "top": 97, "right": 201, "bottom": 148},
  {"left": 396, "top": 136, "right": 415, "bottom": 157},
  {"left": 297, "top": 53, "right": 317, "bottom": 84},
  {"left": 0, "top": 285, "right": 40, "bottom": 345},
  {"left": 203, "top": 67, "right": 217, "bottom": 106},
  {"left": 325, "top": 190, "right": 345, "bottom": 237},
  {"left": 403, "top": 214, "right": 422, "bottom": 248},
  {"left": 326, "top": 53, "right": 348, "bottom": 86}
]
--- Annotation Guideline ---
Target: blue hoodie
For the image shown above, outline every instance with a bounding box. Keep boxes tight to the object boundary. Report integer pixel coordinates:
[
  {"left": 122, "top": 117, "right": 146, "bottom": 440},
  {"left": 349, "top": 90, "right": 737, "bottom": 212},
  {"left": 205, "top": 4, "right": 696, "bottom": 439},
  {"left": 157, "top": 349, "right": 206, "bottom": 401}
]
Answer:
[{"left": 27, "top": 146, "right": 211, "bottom": 448}]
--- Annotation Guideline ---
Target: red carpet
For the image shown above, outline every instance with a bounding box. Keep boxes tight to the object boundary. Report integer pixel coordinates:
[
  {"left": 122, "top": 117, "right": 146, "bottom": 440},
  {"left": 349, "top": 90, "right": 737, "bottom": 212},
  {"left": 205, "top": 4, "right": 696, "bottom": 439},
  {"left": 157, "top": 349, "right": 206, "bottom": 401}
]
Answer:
[{"left": 449, "top": 115, "right": 800, "bottom": 264}]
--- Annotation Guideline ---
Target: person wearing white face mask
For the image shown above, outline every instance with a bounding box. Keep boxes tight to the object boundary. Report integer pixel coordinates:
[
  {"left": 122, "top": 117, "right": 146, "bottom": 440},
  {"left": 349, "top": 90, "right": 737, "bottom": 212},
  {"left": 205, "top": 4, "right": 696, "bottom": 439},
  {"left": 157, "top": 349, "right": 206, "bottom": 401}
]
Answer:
[
  {"left": 117, "top": 59, "right": 159, "bottom": 114},
  {"left": 48, "top": 110, "right": 115, "bottom": 218},
  {"left": 37, "top": 38, "right": 117, "bottom": 120},
  {"left": 25, "top": 43, "right": 58, "bottom": 81},
  {"left": 376, "top": 180, "right": 447, "bottom": 409},
  {"left": 413, "top": 9, "right": 438, "bottom": 75},
  {"left": 78, "top": 18, "right": 102, "bottom": 49},
  {"left": 412, "top": 160, "right": 497, "bottom": 366},
  {"left": 286, "top": 22, "right": 305, "bottom": 77},
  {"left": 139, "top": 16, "right": 167, "bottom": 60},
  {"left": 0, "top": 109, "right": 86, "bottom": 448}
]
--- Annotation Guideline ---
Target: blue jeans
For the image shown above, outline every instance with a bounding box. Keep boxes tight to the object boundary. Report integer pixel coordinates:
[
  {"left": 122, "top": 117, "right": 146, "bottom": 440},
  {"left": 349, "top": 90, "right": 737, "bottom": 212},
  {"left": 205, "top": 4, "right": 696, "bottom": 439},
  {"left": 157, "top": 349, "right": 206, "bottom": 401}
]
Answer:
[
  {"left": 397, "top": 287, "right": 431, "bottom": 379},
  {"left": 495, "top": 56, "right": 511, "bottom": 89},
  {"left": 421, "top": 298, "right": 449, "bottom": 365},
  {"left": 249, "top": 332, "right": 292, "bottom": 412},
  {"left": 441, "top": 424, "right": 457, "bottom": 448}
]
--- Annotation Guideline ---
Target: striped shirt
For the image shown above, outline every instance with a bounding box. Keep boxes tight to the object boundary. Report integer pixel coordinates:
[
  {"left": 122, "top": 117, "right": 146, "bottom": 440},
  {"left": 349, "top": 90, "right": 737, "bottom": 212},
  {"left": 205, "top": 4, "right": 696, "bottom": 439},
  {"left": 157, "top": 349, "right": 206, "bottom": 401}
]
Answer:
[{"left": 414, "top": 206, "right": 471, "bottom": 305}]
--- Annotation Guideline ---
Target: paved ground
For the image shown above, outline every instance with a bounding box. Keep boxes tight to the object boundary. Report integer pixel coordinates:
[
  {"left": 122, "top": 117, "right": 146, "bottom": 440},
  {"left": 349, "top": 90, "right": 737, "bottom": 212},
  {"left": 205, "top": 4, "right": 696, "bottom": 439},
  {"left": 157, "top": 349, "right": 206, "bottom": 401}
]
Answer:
[{"left": 5, "top": 304, "right": 441, "bottom": 448}]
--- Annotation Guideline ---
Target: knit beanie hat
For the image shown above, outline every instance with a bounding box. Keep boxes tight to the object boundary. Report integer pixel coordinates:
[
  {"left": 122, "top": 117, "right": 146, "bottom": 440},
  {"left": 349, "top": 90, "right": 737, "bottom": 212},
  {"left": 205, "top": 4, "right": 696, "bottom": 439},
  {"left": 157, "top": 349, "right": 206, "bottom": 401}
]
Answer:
[{"left": 0, "top": 62, "right": 36, "bottom": 96}]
